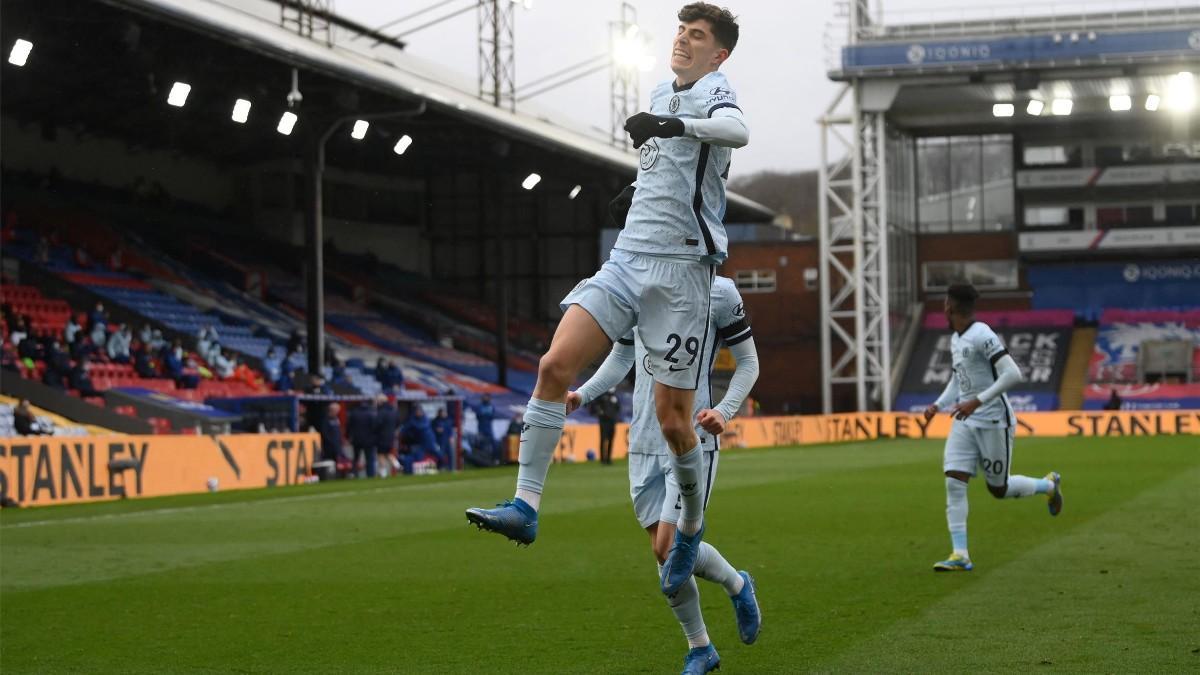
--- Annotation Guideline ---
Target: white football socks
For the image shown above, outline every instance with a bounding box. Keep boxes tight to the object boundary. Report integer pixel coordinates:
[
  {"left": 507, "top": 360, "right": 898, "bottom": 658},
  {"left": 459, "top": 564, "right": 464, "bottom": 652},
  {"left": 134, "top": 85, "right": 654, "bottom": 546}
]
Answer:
[
  {"left": 693, "top": 542, "right": 744, "bottom": 596},
  {"left": 659, "top": 563, "right": 709, "bottom": 648},
  {"left": 1004, "top": 474, "right": 1047, "bottom": 499},
  {"left": 513, "top": 398, "right": 565, "bottom": 512},
  {"left": 946, "top": 476, "right": 969, "bottom": 558},
  {"left": 671, "top": 444, "right": 705, "bottom": 535}
]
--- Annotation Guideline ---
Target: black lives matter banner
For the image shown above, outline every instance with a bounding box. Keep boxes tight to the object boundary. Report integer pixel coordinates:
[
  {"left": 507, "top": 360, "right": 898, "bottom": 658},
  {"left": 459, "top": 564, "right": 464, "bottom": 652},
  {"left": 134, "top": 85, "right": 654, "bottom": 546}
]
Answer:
[
  {"left": 901, "top": 327, "right": 1071, "bottom": 394},
  {"left": 0, "top": 433, "right": 320, "bottom": 507}
]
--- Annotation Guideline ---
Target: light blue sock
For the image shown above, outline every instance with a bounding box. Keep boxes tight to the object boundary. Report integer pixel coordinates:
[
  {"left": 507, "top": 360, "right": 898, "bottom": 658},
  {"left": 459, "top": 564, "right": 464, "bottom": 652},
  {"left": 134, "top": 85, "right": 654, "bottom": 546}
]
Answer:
[
  {"left": 514, "top": 398, "right": 565, "bottom": 511},
  {"left": 1005, "top": 475, "right": 1044, "bottom": 498},
  {"left": 946, "top": 477, "right": 969, "bottom": 557}
]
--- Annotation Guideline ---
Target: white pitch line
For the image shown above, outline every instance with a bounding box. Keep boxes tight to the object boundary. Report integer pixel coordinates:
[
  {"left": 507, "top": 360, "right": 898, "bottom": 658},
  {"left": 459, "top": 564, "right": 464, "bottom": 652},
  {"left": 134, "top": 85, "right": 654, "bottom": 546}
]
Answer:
[{"left": 0, "top": 474, "right": 501, "bottom": 530}]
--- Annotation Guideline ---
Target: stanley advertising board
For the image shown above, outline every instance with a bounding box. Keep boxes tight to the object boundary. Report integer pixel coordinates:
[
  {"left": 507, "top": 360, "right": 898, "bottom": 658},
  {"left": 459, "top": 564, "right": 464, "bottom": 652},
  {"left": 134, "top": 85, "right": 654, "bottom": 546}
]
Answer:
[
  {"left": 552, "top": 410, "right": 1200, "bottom": 463},
  {"left": 0, "top": 433, "right": 320, "bottom": 507}
]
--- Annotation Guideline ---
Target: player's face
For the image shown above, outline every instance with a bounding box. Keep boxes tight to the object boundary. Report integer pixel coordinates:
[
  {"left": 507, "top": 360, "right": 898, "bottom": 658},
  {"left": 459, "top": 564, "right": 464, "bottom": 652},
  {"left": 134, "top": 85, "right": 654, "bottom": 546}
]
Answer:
[{"left": 670, "top": 20, "right": 729, "bottom": 81}]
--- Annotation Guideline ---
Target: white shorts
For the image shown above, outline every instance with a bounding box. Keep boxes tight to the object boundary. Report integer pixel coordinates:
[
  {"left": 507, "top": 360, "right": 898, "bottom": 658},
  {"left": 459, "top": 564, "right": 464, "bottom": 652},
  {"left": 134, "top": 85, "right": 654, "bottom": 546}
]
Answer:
[
  {"left": 628, "top": 449, "right": 718, "bottom": 529},
  {"left": 943, "top": 422, "right": 1013, "bottom": 487},
  {"left": 561, "top": 249, "right": 714, "bottom": 390}
]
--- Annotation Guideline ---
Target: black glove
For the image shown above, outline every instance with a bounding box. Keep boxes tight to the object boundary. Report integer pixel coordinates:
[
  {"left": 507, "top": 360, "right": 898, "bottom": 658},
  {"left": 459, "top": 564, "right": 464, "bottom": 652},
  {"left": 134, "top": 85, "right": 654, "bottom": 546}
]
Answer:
[
  {"left": 607, "top": 184, "right": 636, "bottom": 229},
  {"left": 624, "top": 112, "right": 684, "bottom": 149}
]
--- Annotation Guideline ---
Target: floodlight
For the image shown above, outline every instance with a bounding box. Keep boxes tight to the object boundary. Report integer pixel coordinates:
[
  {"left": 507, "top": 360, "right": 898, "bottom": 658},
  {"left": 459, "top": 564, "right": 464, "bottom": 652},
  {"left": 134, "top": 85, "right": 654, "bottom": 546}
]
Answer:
[
  {"left": 231, "top": 99, "right": 251, "bottom": 123},
  {"left": 992, "top": 103, "right": 1014, "bottom": 118},
  {"left": 1026, "top": 99, "right": 1044, "bottom": 116},
  {"left": 393, "top": 134, "right": 413, "bottom": 155},
  {"left": 1144, "top": 94, "right": 1160, "bottom": 111},
  {"left": 351, "top": 120, "right": 369, "bottom": 140},
  {"left": 1165, "top": 71, "right": 1195, "bottom": 113},
  {"left": 277, "top": 111, "right": 298, "bottom": 135},
  {"left": 522, "top": 173, "right": 541, "bottom": 190},
  {"left": 1108, "top": 95, "right": 1131, "bottom": 112},
  {"left": 568, "top": 185, "right": 582, "bottom": 199},
  {"left": 614, "top": 31, "right": 652, "bottom": 72},
  {"left": 167, "top": 82, "right": 191, "bottom": 107},
  {"left": 1051, "top": 98, "right": 1072, "bottom": 116},
  {"left": 8, "top": 39, "right": 32, "bottom": 67}
]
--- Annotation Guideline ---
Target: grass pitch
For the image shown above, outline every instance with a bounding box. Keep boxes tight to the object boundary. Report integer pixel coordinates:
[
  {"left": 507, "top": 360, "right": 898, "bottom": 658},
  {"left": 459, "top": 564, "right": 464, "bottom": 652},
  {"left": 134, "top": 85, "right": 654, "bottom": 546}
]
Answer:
[{"left": 3, "top": 435, "right": 1198, "bottom": 673}]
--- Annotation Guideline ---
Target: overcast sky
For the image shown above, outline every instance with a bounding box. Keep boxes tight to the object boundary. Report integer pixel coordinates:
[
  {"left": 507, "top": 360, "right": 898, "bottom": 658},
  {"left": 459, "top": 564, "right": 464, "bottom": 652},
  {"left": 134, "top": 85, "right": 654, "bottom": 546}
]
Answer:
[{"left": 336, "top": 0, "right": 1163, "bottom": 178}]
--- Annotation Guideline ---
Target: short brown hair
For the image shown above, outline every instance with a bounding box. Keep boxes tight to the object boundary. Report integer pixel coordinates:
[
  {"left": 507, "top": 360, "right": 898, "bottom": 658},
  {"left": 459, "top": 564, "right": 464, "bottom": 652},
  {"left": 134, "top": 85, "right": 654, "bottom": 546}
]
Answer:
[{"left": 678, "top": 3, "right": 739, "bottom": 53}]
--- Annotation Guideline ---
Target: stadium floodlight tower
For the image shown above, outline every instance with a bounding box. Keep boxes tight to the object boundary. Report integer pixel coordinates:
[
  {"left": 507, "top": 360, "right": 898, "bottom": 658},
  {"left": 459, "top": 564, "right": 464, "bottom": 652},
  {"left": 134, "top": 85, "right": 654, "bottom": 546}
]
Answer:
[
  {"left": 479, "top": 0, "right": 521, "bottom": 111},
  {"left": 819, "top": 0, "right": 909, "bottom": 414},
  {"left": 280, "top": 0, "right": 335, "bottom": 47}
]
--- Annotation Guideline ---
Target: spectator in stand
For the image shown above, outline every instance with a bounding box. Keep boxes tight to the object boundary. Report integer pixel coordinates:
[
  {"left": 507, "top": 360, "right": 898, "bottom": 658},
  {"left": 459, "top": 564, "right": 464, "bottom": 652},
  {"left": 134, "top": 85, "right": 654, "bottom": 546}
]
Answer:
[
  {"left": 161, "top": 339, "right": 185, "bottom": 382},
  {"left": 9, "top": 316, "right": 28, "bottom": 349},
  {"left": 232, "top": 358, "right": 261, "bottom": 390},
  {"left": 148, "top": 328, "right": 166, "bottom": 354},
  {"left": 347, "top": 400, "right": 378, "bottom": 478},
  {"left": 88, "top": 302, "right": 105, "bottom": 331},
  {"left": 471, "top": 394, "right": 497, "bottom": 461},
  {"left": 386, "top": 360, "right": 404, "bottom": 392},
  {"left": 324, "top": 342, "right": 338, "bottom": 368},
  {"left": 133, "top": 343, "right": 156, "bottom": 378},
  {"left": 74, "top": 246, "right": 92, "bottom": 269},
  {"left": 13, "top": 399, "right": 47, "bottom": 436},
  {"left": 320, "top": 401, "right": 344, "bottom": 463},
  {"left": 89, "top": 313, "right": 108, "bottom": 350},
  {"left": 263, "top": 346, "right": 283, "bottom": 384},
  {"left": 64, "top": 315, "right": 83, "bottom": 345},
  {"left": 374, "top": 357, "right": 388, "bottom": 387},
  {"left": 138, "top": 324, "right": 154, "bottom": 348},
  {"left": 401, "top": 404, "right": 442, "bottom": 469},
  {"left": 287, "top": 329, "right": 303, "bottom": 355},
  {"left": 330, "top": 358, "right": 349, "bottom": 385},
  {"left": 432, "top": 407, "right": 455, "bottom": 465},
  {"left": 374, "top": 395, "right": 399, "bottom": 476},
  {"left": 70, "top": 333, "right": 98, "bottom": 362},
  {"left": 213, "top": 348, "right": 236, "bottom": 380},
  {"left": 276, "top": 364, "right": 296, "bottom": 392},
  {"left": 1104, "top": 389, "right": 1123, "bottom": 411},
  {"left": 107, "top": 324, "right": 132, "bottom": 363},
  {"left": 69, "top": 360, "right": 102, "bottom": 398},
  {"left": 197, "top": 324, "right": 221, "bottom": 364}
]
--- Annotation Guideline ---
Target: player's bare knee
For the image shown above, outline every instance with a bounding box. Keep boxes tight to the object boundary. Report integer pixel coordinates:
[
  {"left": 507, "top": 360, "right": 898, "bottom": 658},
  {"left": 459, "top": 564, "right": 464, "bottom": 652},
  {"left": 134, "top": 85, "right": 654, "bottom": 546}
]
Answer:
[
  {"left": 944, "top": 471, "right": 971, "bottom": 483},
  {"left": 658, "top": 417, "right": 695, "bottom": 452},
  {"left": 987, "top": 483, "right": 1008, "bottom": 499},
  {"left": 535, "top": 353, "right": 574, "bottom": 396}
]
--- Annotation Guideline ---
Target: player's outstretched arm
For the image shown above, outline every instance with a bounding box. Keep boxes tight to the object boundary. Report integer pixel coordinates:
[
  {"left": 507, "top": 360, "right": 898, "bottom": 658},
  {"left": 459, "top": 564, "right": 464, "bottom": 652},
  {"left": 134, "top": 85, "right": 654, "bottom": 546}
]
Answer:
[
  {"left": 699, "top": 337, "right": 760, "bottom": 435},
  {"left": 569, "top": 340, "right": 636, "bottom": 414}
]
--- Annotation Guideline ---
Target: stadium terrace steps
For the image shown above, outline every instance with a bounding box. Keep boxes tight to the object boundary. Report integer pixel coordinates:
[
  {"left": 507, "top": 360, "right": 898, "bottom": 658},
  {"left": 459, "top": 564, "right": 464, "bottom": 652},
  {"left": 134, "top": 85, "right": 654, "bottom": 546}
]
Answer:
[{"left": 1059, "top": 327, "right": 1096, "bottom": 411}]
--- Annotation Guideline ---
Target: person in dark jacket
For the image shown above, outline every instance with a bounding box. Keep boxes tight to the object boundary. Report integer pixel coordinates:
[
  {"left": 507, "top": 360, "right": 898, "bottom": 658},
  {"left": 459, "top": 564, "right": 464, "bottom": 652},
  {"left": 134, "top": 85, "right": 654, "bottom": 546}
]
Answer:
[
  {"left": 431, "top": 407, "right": 455, "bottom": 466},
  {"left": 471, "top": 394, "right": 497, "bottom": 461},
  {"left": 373, "top": 395, "right": 399, "bottom": 475},
  {"left": 346, "top": 401, "right": 378, "bottom": 478},
  {"left": 13, "top": 399, "right": 46, "bottom": 436},
  {"left": 400, "top": 405, "right": 442, "bottom": 470},
  {"left": 69, "top": 360, "right": 102, "bottom": 398},
  {"left": 588, "top": 388, "right": 621, "bottom": 465},
  {"left": 320, "top": 402, "right": 344, "bottom": 463}
]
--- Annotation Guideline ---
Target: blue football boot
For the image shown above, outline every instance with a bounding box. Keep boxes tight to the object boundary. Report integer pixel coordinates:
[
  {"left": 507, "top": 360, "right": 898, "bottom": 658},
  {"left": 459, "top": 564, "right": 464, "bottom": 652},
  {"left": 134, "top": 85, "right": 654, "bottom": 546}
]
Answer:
[
  {"left": 730, "top": 570, "right": 761, "bottom": 645},
  {"left": 465, "top": 498, "right": 537, "bottom": 546},
  {"left": 681, "top": 644, "right": 720, "bottom": 674},
  {"left": 932, "top": 553, "right": 973, "bottom": 572},
  {"left": 661, "top": 523, "right": 705, "bottom": 596}
]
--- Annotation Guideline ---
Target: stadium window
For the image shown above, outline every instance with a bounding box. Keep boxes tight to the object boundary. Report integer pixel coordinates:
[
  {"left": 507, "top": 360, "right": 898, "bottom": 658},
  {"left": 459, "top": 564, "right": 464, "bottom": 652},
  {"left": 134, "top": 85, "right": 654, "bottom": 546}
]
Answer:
[
  {"left": 1023, "top": 206, "right": 1070, "bottom": 227},
  {"left": 922, "top": 260, "right": 1018, "bottom": 292},
  {"left": 1022, "top": 145, "right": 1078, "bottom": 167},
  {"left": 734, "top": 269, "right": 776, "bottom": 293},
  {"left": 1124, "top": 206, "right": 1154, "bottom": 227},
  {"left": 1165, "top": 204, "right": 1194, "bottom": 226},
  {"left": 917, "top": 137, "right": 951, "bottom": 232},
  {"left": 918, "top": 135, "right": 1013, "bottom": 233}
]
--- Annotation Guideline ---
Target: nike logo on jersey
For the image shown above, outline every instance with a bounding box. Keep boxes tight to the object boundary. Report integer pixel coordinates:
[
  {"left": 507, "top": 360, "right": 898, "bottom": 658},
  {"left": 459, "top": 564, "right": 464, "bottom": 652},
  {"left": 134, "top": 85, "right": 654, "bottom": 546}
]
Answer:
[{"left": 668, "top": 365, "right": 689, "bottom": 372}]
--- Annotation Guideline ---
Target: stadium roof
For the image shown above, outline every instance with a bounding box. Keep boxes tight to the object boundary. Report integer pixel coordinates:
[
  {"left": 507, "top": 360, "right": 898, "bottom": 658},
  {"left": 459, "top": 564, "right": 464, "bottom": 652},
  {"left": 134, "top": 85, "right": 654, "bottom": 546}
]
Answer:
[
  {"left": 106, "top": 0, "right": 775, "bottom": 222},
  {"left": 826, "top": 5, "right": 1200, "bottom": 133}
]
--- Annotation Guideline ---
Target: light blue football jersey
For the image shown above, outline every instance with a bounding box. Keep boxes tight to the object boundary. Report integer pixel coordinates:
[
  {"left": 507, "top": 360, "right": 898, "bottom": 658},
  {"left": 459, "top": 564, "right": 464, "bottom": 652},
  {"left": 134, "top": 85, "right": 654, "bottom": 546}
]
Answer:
[
  {"left": 613, "top": 70, "right": 741, "bottom": 264},
  {"left": 624, "top": 276, "right": 752, "bottom": 455},
  {"left": 950, "top": 321, "right": 1018, "bottom": 428}
]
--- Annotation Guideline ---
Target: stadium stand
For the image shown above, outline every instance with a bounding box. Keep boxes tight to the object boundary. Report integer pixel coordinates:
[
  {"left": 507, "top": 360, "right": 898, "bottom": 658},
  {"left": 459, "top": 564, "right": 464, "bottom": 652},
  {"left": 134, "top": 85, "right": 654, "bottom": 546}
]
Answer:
[
  {"left": 1084, "top": 309, "right": 1200, "bottom": 410},
  {"left": 896, "top": 310, "right": 1075, "bottom": 413}
]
